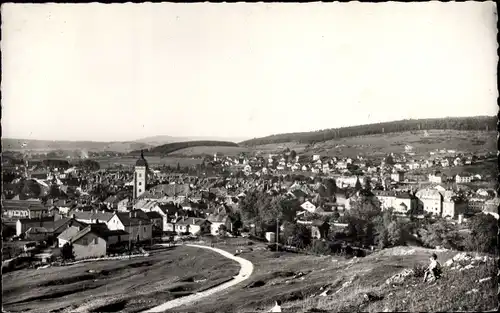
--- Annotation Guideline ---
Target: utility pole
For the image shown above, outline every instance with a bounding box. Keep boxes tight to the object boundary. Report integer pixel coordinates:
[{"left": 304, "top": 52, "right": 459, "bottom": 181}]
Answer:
[{"left": 276, "top": 217, "right": 279, "bottom": 252}]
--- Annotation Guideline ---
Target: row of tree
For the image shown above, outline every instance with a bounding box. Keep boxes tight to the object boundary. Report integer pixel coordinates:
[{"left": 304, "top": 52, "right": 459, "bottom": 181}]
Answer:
[
  {"left": 131, "top": 141, "right": 239, "bottom": 156},
  {"left": 241, "top": 116, "right": 496, "bottom": 146}
]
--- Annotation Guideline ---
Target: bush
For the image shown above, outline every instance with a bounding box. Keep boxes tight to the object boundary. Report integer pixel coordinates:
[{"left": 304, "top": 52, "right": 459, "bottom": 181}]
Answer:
[
  {"left": 412, "top": 263, "right": 427, "bottom": 278},
  {"left": 310, "top": 240, "right": 330, "bottom": 255}
]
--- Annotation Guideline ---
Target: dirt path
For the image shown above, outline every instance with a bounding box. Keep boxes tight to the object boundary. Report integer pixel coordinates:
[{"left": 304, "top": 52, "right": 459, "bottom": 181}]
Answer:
[{"left": 142, "top": 244, "right": 254, "bottom": 313}]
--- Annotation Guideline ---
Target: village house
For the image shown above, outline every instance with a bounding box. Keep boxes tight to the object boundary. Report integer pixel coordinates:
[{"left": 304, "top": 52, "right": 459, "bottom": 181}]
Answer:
[
  {"left": 390, "top": 171, "right": 405, "bottom": 182},
  {"left": 2, "top": 199, "right": 49, "bottom": 219},
  {"left": 415, "top": 188, "right": 443, "bottom": 216},
  {"left": 58, "top": 224, "right": 129, "bottom": 260},
  {"left": 428, "top": 171, "right": 445, "bottom": 184},
  {"left": 300, "top": 200, "right": 317, "bottom": 213},
  {"left": 175, "top": 217, "right": 211, "bottom": 235},
  {"left": 107, "top": 211, "right": 152, "bottom": 242},
  {"left": 297, "top": 219, "right": 330, "bottom": 239},
  {"left": 455, "top": 173, "right": 472, "bottom": 184},
  {"left": 71, "top": 210, "right": 114, "bottom": 225}
]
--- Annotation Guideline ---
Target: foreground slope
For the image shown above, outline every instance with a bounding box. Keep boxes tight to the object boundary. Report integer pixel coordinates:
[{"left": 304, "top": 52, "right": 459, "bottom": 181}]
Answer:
[
  {"left": 174, "top": 241, "right": 497, "bottom": 313},
  {"left": 2, "top": 246, "right": 239, "bottom": 313}
]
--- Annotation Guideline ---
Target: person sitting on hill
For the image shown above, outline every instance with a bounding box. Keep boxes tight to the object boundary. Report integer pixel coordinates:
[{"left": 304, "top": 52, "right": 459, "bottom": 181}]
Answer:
[
  {"left": 269, "top": 300, "right": 282, "bottom": 312},
  {"left": 423, "top": 253, "right": 442, "bottom": 283}
]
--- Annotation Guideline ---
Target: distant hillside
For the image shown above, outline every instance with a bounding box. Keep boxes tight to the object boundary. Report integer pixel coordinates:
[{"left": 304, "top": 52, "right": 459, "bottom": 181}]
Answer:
[
  {"left": 130, "top": 140, "right": 240, "bottom": 156},
  {"left": 135, "top": 135, "right": 250, "bottom": 146},
  {"left": 240, "top": 116, "right": 496, "bottom": 146},
  {"left": 1, "top": 138, "right": 152, "bottom": 153}
]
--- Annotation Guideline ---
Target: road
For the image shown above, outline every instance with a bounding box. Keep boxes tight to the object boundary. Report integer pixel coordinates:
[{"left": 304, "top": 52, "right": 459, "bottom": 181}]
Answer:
[{"left": 142, "top": 243, "right": 254, "bottom": 313}]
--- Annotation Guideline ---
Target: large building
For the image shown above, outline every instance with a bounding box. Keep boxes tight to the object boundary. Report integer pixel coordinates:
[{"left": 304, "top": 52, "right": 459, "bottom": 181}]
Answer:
[
  {"left": 415, "top": 188, "right": 443, "bottom": 216},
  {"left": 133, "top": 151, "right": 148, "bottom": 199}
]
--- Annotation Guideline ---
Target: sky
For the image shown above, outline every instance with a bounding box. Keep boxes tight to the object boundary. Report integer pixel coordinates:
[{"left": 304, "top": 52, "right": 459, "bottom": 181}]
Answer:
[{"left": 2, "top": 2, "right": 498, "bottom": 142}]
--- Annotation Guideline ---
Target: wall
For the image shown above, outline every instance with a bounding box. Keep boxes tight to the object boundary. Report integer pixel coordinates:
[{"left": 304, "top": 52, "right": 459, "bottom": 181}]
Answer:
[{"left": 73, "top": 233, "right": 107, "bottom": 260}]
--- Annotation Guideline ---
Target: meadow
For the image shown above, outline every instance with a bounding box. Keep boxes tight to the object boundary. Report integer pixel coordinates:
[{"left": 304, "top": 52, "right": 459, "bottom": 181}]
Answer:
[{"left": 2, "top": 245, "right": 239, "bottom": 313}]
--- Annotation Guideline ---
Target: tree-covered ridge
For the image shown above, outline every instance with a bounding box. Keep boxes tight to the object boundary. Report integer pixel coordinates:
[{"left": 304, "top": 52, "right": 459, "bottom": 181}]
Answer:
[
  {"left": 130, "top": 140, "right": 239, "bottom": 155},
  {"left": 240, "top": 116, "right": 496, "bottom": 146}
]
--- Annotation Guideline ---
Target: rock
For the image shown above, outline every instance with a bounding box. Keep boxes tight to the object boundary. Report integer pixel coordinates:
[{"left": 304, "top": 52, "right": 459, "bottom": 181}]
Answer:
[
  {"left": 385, "top": 269, "right": 415, "bottom": 285},
  {"left": 466, "top": 288, "right": 479, "bottom": 294},
  {"left": 443, "top": 259, "right": 454, "bottom": 267}
]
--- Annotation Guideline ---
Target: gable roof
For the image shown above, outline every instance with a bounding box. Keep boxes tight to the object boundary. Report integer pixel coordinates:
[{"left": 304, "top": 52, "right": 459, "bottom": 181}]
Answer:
[
  {"left": 176, "top": 217, "right": 210, "bottom": 226},
  {"left": 71, "top": 211, "right": 114, "bottom": 223},
  {"left": 146, "top": 211, "right": 163, "bottom": 219},
  {"left": 115, "top": 212, "right": 152, "bottom": 226}
]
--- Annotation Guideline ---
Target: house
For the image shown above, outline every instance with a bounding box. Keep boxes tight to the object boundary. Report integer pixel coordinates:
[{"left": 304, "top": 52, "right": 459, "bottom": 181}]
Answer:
[
  {"left": 2, "top": 199, "right": 49, "bottom": 219},
  {"left": 374, "top": 190, "right": 397, "bottom": 210},
  {"left": 312, "top": 155, "right": 321, "bottom": 161},
  {"left": 428, "top": 172, "right": 444, "bottom": 184},
  {"left": 117, "top": 198, "right": 131, "bottom": 212},
  {"left": 483, "top": 198, "right": 500, "bottom": 217},
  {"left": 336, "top": 162, "right": 347, "bottom": 170},
  {"left": 442, "top": 197, "right": 466, "bottom": 219},
  {"left": 107, "top": 212, "right": 152, "bottom": 242},
  {"left": 243, "top": 165, "right": 252, "bottom": 175},
  {"left": 415, "top": 188, "right": 443, "bottom": 216},
  {"left": 297, "top": 219, "right": 329, "bottom": 239},
  {"left": 300, "top": 201, "right": 317, "bottom": 213},
  {"left": 453, "top": 157, "right": 463, "bottom": 167},
  {"left": 146, "top": 211, "right": 163, "bottom": 234},
  {"left": 441, "top": 159, "right": 450, "bottom": 167},
  {"left": 393, "top": 193, "right": 417, "bottom": 214},
  {"left": 455, "top": 174, "right": 472, "bottom": 184},
  {"left": 175, "top": 217, "right": 211, "bottom": 235},
  {"left": 207, "top": 214, "right": 229, "bottom": 236},
  {"left": 70, "top": 211, "right": 114, "bottom": 225},
  {"left": 390, "top": 171, "right": 405, "bottom": 183},
  {"left": 16, "top": 216, "right": 55, "bottom": 236},
  {"left": 60, "top": 224, "right": 129, "bottom": 260}
]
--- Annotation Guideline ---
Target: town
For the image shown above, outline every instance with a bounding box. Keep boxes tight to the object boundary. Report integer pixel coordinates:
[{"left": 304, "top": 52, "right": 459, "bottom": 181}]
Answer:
[
  {"left": 2, "top": 144, "right": 497, "bottom": 263},
  {"left": 2, "top": 2, "right": 497, "bottom": 312}
]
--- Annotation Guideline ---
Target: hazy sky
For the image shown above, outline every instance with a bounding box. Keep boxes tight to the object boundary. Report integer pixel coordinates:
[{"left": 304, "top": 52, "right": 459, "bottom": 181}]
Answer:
[{"left": 2, "top": 2, "right": 498, "bottom": 142}]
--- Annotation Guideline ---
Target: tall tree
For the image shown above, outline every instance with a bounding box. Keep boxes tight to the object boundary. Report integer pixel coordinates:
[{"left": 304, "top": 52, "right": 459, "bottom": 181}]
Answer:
[{"left": 355, "top": 176, "right": 362, "bottom": 191}]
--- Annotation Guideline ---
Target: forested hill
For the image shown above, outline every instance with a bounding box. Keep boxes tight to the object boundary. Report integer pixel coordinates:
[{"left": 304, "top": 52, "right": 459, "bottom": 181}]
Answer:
[
  {"left": 130, "top": 140, "right": 239, "bottom": 156},
  {"left": 240, "top": 116, "right": 497, "bottom": 146}
]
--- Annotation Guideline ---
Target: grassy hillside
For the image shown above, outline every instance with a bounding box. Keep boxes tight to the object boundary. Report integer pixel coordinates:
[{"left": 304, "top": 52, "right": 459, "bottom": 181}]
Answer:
[
  {"left": 2, "top": 246, "right": 239, "bottom": 313},
  {"left": 175, "top": 241, "right": 497, "bottom": 313},
  {"left": 303, "top": 130, "right": 496, "bottom": 158},
  {"left": 2, "top": 138, "right": 151, "bottom": 153},
  {"left": 241, "top": 116, "right": 496, "bottom": 146},
  {"left": 131, "top": 141, "right": 239, "bottom": 156}
]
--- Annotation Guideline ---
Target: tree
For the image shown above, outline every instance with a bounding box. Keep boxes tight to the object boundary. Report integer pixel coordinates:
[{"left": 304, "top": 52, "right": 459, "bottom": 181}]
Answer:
[
  {"left": 282, "top": 221, "right": 312, "bottom": 249},
  {"left": 324, "top": 178, "right": 337, "bottom": 198},
  {"left": 354, "top": 177, "right": 362, "bottom": 191},
  {"left": 61, "top": 242, "right": 75, "bottom": 261},
  {"left": 176, "top": 163, "right": 181, "bottom": 171},
  {"left": 363, "top": 176, "right": 372, "bottom": 191},
  {"left": 317, "top": 184, "right": 327, "bottom": 198},
  {"left": 290, "top": 150, "right": 297, "bottom": 160},
  {"left": 218, "top": 224, "right": 228, "bottom": 236},
  {"left": 385, "top": 155, "right": 395, "bottom": 165},
  {"left": 465, "top": 214, "right": 498, "bottom": 254}
]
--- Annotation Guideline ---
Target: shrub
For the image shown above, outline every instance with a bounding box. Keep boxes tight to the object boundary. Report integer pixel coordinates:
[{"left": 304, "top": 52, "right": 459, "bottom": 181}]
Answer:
[
  {"left": 412, "top": 263, "right": 427, "bottom": 278},
  {"left": 310, "top": 240, "right": 330, "bottom": 255}
]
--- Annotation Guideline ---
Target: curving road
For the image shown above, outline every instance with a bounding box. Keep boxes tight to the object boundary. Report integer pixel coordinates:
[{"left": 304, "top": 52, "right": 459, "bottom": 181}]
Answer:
[{"left": 142, "top": 244, "right": 254, "bottom": 313}]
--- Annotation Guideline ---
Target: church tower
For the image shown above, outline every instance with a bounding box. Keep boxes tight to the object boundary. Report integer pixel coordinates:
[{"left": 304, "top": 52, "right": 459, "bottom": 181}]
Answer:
[{"left": 134, "top": 150, "right": 148, "bottom": 199}]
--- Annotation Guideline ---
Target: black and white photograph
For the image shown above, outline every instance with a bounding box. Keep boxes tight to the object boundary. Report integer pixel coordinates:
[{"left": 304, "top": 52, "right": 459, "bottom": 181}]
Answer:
[{"left": 1, "top": 2, "right": 498, "bottom": 312}]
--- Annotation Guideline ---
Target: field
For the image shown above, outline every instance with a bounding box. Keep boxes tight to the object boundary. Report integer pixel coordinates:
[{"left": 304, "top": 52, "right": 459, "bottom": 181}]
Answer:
[
  {"left": 173, "top": 239, "right": 497, "bottom": 313},
  {"left": 93, "top": 156, "right": 204, "bottom": 169},
  {"left": 2, "top": 245, "right": 239, "bottom": 313},
  {"left": 299, "top": 130, "right": 496, "bottom": 158}
]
